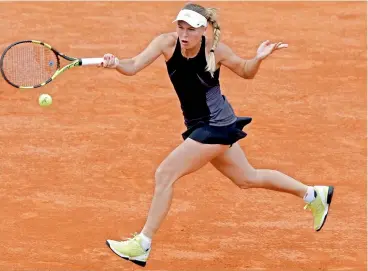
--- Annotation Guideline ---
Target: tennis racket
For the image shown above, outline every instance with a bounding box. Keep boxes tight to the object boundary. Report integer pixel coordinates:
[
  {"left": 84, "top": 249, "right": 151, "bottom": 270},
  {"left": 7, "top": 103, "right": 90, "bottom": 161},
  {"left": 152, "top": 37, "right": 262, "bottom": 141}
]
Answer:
[{"left": 0, "top": 40, "right": 103, "bottom": 89}]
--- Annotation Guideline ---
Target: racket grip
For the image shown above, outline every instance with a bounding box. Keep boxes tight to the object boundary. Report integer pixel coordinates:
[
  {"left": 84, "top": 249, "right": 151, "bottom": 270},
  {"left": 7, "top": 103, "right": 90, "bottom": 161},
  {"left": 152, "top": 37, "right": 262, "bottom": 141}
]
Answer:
[{"left": 80, "top": 58, "right": 104, "bottom": 66}]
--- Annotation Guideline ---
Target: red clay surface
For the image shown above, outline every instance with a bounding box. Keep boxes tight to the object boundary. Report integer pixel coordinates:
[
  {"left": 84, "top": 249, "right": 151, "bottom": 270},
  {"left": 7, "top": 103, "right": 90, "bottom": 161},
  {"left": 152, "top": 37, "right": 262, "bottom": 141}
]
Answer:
[{"left": 0, "top": 2, "right": 366, "bottom": 271}]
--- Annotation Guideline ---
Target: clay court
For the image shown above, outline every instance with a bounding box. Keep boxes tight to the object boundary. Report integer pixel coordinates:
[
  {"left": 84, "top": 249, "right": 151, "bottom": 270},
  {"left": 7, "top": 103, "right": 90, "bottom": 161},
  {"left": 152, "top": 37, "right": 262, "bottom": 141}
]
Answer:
[{"left": 0, "top": 1, "right": 366, "bottom": 271}]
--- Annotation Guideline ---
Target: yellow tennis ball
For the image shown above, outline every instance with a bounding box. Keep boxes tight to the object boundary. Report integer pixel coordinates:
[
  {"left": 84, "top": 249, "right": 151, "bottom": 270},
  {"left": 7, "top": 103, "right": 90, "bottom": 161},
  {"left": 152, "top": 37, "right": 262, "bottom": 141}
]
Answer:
[{"left": 38, "top": 94, "right": 52, "bottom": 107}]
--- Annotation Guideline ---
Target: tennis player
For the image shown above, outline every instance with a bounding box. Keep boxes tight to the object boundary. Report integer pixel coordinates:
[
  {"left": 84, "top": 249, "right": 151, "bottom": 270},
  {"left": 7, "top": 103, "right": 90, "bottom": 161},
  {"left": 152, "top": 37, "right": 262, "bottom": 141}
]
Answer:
[{"left": 100, "top": 3, "right": 334, "bottom": 266}]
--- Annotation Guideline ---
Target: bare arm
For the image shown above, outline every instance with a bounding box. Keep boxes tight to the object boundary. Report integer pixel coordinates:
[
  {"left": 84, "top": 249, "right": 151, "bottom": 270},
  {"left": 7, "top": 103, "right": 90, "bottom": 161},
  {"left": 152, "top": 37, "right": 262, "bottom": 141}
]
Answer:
[
  {"left": 100, "top": 34, "right": 172, "bottom": 76},
  {"left": 216, "top": 43, "right": 261, "bottom": 79},
  {"left": 217, "top": 40, "right": 288, "bottom": 79}
]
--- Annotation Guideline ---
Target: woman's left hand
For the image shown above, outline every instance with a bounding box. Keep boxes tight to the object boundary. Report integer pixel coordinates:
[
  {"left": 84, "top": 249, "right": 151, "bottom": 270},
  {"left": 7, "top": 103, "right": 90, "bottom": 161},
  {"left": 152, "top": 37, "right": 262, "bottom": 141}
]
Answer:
[{"left": 256, "top": 40, "right": 288, "bottom": 60}]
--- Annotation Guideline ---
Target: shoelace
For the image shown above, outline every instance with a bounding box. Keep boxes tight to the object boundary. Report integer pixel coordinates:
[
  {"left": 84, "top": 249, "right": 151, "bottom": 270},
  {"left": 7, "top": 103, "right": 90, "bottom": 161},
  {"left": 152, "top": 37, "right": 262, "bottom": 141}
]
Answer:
[
  {"left": 123, "top": 233, "right": 148, "bottom": 251},
  {"left": 304, "top": 203, "right": 311, "bottom": 211},
  {"left": 304, "top": 200, "right": 324, "bottom": 214},
  {"left": 128, "top": 232, "right": 139, "bottom": 240},
  {"left": 120, "top": 232, "right": 139, "bottom": 244}
]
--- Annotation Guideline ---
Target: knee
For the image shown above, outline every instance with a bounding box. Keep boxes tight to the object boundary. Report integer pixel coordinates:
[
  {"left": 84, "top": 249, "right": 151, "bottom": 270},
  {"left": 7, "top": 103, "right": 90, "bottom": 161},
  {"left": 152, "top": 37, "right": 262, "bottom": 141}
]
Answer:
[{"left": 154, "top": 166, "right": 177, "bottom": 193}]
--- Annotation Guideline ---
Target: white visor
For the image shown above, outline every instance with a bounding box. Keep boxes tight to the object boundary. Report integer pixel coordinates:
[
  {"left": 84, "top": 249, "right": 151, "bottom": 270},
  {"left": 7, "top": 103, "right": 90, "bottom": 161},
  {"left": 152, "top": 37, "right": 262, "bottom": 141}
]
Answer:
[{"left": 173, "top": 9, "right": 208, "bottom": 28}]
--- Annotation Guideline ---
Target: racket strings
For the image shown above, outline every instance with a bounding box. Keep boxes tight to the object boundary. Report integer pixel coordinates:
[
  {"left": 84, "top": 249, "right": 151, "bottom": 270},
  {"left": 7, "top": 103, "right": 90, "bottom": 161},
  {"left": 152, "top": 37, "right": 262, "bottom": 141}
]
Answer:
[{"left": 2, "top": 43, "right": 58, "bottom": 87}]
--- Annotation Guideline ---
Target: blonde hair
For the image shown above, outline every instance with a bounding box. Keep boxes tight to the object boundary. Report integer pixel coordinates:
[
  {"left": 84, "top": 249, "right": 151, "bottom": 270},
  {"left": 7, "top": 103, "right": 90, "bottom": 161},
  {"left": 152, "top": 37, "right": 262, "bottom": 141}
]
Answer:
[{"left": 182, "top": 3, "right": 221, "bottom": 77}]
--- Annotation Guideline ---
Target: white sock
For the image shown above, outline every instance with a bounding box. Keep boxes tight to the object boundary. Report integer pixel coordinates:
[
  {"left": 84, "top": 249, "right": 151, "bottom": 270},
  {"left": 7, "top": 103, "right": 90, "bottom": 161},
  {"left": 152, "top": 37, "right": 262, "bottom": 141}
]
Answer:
[
  {"left": 139, "top": 233, "right": 152, "bottom": 251},
  {"left": 303, "top": 186, "right": 316, "bottom": 203}
]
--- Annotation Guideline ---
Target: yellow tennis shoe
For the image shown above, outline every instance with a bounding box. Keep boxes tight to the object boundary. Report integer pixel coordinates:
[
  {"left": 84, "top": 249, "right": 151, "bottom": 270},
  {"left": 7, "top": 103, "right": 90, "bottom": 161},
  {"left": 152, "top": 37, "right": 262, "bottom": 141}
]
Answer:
[
  {"left": 304, "top": 185, "right": 334, "bottom": 231},
  {"left": 106, "top": 233, "right": 151, "bottom": 267}
]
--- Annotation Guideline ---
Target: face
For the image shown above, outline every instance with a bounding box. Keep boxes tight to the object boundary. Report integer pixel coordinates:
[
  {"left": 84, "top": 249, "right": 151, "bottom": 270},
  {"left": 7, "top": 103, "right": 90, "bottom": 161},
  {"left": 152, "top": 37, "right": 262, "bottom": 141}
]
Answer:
[{"left": 176, "top": 21, "right": 206, "bottom": 49}]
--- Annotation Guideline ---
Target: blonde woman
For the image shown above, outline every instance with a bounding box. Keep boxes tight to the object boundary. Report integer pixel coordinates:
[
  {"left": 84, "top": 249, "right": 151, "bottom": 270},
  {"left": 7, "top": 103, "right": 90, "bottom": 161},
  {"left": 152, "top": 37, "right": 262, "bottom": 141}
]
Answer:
[{"left": 100, "top": 3, "right": 334, "bottom": 267}]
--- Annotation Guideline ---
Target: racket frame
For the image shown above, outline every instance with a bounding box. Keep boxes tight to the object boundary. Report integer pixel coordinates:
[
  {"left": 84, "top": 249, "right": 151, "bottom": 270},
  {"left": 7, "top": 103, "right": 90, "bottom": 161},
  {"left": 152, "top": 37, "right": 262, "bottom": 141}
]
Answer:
[{"left": 0, "top": 40, "right": 102, "bottom": 89}]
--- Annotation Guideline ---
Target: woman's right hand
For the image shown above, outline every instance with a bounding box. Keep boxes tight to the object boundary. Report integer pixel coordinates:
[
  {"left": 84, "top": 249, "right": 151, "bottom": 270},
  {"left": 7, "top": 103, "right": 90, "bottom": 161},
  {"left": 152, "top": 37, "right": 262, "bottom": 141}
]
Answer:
[{"left": 98, "top": 53, "right": 119, "bottom": 68}]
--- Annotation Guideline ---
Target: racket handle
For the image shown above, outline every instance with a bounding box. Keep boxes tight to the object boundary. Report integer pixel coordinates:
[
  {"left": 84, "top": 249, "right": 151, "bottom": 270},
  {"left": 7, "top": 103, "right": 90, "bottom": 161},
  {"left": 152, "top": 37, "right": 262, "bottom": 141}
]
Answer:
[{"left": 80, "top": 58, "right": 104, "bottom": 66}]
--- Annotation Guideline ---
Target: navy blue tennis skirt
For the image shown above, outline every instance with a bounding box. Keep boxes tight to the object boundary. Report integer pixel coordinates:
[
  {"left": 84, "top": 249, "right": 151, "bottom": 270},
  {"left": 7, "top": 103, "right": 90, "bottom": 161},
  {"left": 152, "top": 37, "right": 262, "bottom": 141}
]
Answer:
[{"left": 181, "top": 117, "right": 252, "bottom": 146}]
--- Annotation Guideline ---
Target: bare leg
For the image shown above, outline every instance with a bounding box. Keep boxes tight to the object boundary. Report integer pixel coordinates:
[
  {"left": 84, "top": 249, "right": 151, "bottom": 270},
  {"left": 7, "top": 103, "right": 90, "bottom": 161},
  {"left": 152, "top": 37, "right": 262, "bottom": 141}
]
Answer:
[
  {"left": 141, "top": 138, "right": 229, "bottom": 238},
  {"left": 211, "top": 143, "right": 308, "bottom": 197},
  {"left": 106, "top": 142, "right": 329, "bottom": 263}
]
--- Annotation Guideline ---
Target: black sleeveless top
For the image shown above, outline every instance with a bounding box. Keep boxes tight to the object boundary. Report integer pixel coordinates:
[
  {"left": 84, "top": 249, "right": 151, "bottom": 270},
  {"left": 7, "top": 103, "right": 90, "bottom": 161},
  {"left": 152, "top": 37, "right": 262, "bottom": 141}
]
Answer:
[{"left": 165, "top": 36, "right": 237, "bottom": 127}]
